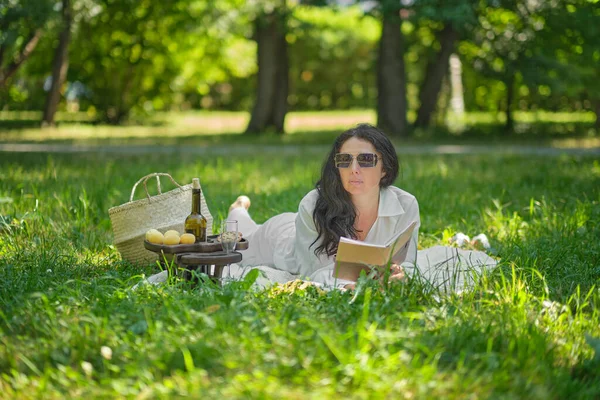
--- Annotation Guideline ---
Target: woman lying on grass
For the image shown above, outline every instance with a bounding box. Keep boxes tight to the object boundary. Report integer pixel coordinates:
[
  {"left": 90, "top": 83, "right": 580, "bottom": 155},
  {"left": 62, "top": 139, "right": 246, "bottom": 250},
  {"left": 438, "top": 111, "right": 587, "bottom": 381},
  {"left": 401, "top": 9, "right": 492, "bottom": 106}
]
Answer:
[{"left": 228, "top": 123, "right": 420, "bottom": 290}]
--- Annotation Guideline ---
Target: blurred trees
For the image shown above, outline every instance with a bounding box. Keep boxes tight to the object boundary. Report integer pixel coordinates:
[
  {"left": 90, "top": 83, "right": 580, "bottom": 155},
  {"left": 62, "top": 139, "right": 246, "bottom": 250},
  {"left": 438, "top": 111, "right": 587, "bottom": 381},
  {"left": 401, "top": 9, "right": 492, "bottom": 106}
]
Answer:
[
  {"left": 42, "top": 0, "right": 72, "bottom": 125},
  {"left": 0, "top": 0, "right": 598, "bottom": 133},
  {"left": 0, "top": 0, "right": 53, "bottom": 87},
  {"left": 290, "top": 6, "right": 378, "bottom": 110},
  {"left": 245, "top": 0, "right": 289, "bottom": 134},
  {"left": 371, "top": 0, "right": 481, "bottom": 136},
  {"left": 375, "top": 0, "right": 409, "bottom": 137},
  {"left": 460, "top": 0, "right": 559, "bottom": 132},
  {"left": 540, "top": 0, "right": 600, "bottom": 129},
  {"left": 411, "top": 0, "right": 481, "bottom": 129},
  {"left": 68, "top": 0, "right": 195, "bottom": 123}
]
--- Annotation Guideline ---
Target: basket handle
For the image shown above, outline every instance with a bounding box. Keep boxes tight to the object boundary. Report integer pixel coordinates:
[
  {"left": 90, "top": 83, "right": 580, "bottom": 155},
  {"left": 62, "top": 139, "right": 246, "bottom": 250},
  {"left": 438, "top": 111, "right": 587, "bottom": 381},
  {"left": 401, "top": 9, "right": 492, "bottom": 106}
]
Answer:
[{"left": 129, "top": 173, "right": 184, "bottom": 202}]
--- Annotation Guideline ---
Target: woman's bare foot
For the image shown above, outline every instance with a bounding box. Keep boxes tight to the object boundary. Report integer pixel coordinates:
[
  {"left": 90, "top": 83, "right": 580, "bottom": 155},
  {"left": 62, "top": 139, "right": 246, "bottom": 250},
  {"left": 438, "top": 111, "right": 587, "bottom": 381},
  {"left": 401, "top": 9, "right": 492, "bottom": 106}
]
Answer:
[{"left": 229, "top": 195, "right": 251, "bottom": 212}]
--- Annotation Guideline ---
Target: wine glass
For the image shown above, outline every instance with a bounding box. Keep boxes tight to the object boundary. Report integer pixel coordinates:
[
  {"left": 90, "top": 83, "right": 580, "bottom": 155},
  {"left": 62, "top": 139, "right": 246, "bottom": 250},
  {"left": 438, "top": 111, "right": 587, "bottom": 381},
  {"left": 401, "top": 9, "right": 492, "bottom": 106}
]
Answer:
[
  {"left": 220, "top": 220, "right": 238, "bottom": 254},
  {"left": 220, "top": 220, "right": 239, "bottom": 283}
]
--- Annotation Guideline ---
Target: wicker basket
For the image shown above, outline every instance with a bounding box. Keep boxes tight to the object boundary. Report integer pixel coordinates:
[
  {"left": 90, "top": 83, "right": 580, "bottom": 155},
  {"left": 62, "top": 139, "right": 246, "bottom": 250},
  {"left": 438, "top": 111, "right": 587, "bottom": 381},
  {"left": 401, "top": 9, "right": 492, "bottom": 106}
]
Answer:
[{"left": 108, "top": 173, "right": 213, "bottom": 265}]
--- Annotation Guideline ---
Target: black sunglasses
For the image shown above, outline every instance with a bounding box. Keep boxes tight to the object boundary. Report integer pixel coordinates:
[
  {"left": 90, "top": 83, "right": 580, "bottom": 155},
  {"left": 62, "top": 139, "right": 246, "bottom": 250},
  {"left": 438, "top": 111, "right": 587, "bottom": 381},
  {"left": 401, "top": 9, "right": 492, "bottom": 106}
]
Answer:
[{"left": 334, "top": 153, "right": 379, "bottom": 168}]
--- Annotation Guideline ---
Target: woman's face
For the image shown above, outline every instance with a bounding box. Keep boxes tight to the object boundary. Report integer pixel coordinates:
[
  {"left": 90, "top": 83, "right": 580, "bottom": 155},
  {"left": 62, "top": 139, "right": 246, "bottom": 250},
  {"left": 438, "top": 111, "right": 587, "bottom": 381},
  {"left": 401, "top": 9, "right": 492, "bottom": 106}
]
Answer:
[{"left": 337, "top": 137, "right": 386, "bottom": 198}]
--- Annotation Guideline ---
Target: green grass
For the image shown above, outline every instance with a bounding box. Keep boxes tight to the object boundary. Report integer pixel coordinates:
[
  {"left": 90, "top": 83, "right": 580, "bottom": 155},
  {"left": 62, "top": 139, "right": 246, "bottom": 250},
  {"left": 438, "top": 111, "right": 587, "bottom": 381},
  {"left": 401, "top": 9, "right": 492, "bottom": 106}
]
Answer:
[
  {"left": 1, "top": 146, "right": 600, "bottom": 398},
  {"left": 1, "top": 110, "right": 598, "bottom": 149}
]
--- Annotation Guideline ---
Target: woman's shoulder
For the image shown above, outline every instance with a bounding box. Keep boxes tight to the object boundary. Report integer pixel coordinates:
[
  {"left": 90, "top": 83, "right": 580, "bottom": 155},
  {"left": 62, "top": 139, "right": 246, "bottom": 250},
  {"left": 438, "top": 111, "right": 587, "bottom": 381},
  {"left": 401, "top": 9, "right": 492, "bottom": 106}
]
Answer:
[
  {"left": 380, "top": 186, "right": 419, "bottom": 218},
  {"left": 384, "top": 186, "right": 418, "bottom": 204},
  {"left": 380, "top": 186, "right": 420, "bottom": 223},
  {"left": 298, "top": 188, "right": 319, "bottom": 211}
]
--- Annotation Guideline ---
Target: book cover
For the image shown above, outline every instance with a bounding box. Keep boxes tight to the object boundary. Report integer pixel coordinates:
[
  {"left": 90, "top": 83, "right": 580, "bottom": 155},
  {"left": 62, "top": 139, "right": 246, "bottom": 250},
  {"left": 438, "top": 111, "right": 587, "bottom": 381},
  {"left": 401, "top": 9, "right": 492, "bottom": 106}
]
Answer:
[{"left": 333, "top": 221, "right": 417, "bottom": 281}]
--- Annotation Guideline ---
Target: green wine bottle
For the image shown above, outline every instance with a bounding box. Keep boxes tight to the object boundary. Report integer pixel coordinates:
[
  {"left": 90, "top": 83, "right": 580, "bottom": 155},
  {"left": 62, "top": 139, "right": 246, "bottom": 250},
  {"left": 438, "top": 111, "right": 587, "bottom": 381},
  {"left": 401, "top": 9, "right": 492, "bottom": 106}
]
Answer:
[{"left": 185, "top": 178, "right": 207, "bottom": 243}]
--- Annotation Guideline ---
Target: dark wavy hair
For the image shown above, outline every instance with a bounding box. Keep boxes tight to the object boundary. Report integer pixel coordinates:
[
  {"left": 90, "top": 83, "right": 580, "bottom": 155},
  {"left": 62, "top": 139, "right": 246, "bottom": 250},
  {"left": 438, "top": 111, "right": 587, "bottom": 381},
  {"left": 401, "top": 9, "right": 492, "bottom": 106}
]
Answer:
[{"left": 311, "top": 123, "right": 399, "bottom": 257}]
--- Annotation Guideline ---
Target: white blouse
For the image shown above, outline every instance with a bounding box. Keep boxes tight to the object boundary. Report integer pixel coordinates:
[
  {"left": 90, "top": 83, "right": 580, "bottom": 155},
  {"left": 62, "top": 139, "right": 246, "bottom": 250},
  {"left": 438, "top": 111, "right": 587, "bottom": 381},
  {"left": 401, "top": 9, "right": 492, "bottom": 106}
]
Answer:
[{"left": 264, "top": 186, "right": 421, "bottom": 287}]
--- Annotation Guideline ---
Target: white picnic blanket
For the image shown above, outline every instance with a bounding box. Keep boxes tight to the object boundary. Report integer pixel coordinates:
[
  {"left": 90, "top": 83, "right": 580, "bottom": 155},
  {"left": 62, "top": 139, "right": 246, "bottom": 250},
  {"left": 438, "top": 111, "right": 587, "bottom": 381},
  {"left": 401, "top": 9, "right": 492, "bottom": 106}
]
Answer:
[
  {"left": 410, "top": 245, "right": 497, "bottom": 292},
  {"left": 137, "top": 245, "right": 497, "bottom": 292}
]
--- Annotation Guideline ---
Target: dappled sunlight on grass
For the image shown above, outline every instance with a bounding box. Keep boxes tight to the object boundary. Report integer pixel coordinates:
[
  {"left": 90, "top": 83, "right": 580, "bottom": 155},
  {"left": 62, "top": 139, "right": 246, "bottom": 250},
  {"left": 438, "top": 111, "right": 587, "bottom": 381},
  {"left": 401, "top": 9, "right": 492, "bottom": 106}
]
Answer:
[
  {"left": 1, "top": 148, "right": 599, "bottom": 397},
  {"left": 459, "top": 111, "right": 596, "bottom": 125},
  {"left": 0, "top": 110, "right": 377, "bottom": 143},
  {"left": 1, "top": 111, "right": 597, "bottom": 148},
  {"left": 551, "top": 137, "right": 600, "bottom": 149}
]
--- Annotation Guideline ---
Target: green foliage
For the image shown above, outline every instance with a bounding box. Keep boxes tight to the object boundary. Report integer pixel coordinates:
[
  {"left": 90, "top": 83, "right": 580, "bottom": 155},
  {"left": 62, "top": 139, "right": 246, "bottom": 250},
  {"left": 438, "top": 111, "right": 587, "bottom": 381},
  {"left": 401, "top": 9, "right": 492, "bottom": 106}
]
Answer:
[
  {"left": 537, "top": 0, "right": 600, "bottom": 99},
  {"left": 457, "top": 2, "right": 546, "bottom": 113},
  {"left": 289, "top": 5, "right": 380, "bottom": 110},
  {"left": 67, "top": 0, "right": 194, "bottom": 123},
  {"left": 1, "top": 0, "right": 599, "bottom": 122},
  {"left": 375, "top": 0, "right": 480, "bottom": 28},
  {"left": 0, "top": 0, "right": 54, "bottom": 58},
  {"left": 457, "top": 0, "right": 600, "bottom": 112},
  {"left": 0, "top": 0, "right": 56, "bottom": 107},
  {"left": 0, "top": 140, "right": 599, "bottom": 396}
]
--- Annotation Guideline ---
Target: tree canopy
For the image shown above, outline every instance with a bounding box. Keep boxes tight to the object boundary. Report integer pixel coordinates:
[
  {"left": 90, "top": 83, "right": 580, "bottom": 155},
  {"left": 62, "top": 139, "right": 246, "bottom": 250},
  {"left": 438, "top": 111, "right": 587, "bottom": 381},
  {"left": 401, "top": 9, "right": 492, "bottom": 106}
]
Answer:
[{"left": 0, "top": 0, "right": 598, "bottom": 130}]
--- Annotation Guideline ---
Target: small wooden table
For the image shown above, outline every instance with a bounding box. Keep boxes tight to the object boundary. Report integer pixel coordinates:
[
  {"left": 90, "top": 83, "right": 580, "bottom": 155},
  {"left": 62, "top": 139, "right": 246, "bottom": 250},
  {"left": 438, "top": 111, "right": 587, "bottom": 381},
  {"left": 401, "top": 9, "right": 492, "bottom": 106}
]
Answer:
[
  {"left": 177, "top": 251, "right": 242, "bottom": 282},
  {"left": 143, "top": 236, "right": 248, "bottom": 283}
]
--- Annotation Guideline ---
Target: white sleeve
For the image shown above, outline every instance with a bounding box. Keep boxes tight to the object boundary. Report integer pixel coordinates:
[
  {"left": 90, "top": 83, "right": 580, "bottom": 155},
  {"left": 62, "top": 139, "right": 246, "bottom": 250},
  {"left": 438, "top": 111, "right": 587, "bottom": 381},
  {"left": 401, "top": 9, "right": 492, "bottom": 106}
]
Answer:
[
  {"left": 394, "top": 228, "right": 419, "bottom": 266},
  {"left": 293, "top": 195, "right": 335, "bottom": 278},
  {"left": 392, "top": 197, "right": 420, "bottom": 268},
  {"left": 296, "top": 195, "right": 372, "bottom": 289}
]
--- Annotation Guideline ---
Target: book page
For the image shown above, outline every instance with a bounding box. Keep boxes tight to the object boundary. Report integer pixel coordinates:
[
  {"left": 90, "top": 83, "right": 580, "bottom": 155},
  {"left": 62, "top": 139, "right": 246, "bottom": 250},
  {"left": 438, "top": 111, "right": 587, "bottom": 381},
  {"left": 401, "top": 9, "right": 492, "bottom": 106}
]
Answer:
[
  {"left": 334, "top": 221, "right": 417, "bottom": 280},
  {"left": 339, "top": 236, "right": 386, "bottom": 248},
  {"left": 384, "top": 221, "right": 417, "bottom": 260}
]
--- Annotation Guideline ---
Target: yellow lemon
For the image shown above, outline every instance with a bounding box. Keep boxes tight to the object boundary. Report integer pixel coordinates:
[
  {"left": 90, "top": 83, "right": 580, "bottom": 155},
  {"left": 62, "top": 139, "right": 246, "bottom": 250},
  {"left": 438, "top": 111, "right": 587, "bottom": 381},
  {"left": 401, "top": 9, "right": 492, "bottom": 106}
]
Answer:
[
  {"left": 147, "top": 230, "right": 164, "bottom": 244},
  {"left": 164, "top": 234, "right": 180, "bottom": 245},
  {"left": 180, "top": 233, "right": 196, "bottom": 244},
  {"left": 145, "top": 229, "right": 161, "bottom": 241}
]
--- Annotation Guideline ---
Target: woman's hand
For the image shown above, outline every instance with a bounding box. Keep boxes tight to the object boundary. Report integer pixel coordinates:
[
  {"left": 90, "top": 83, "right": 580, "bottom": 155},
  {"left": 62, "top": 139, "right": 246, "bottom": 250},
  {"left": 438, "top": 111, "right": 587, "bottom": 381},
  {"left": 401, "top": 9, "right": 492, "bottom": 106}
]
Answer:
[
  {"left": 388, "top": 263, "right": 406, "bottom": 282},
  {"left": 342, "top": 263, "right": 406, "bottom": 291}
]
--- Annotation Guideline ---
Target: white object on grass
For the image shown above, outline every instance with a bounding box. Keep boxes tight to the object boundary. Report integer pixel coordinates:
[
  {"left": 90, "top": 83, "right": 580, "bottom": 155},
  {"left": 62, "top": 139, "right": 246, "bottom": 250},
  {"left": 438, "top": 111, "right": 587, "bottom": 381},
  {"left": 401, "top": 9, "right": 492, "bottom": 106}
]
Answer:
[
  {"left": 471, "top": 233, "right": 491, "bottom": 249},
  {"left": 449, "top": 232, "right": 470, "bottom": 247}
]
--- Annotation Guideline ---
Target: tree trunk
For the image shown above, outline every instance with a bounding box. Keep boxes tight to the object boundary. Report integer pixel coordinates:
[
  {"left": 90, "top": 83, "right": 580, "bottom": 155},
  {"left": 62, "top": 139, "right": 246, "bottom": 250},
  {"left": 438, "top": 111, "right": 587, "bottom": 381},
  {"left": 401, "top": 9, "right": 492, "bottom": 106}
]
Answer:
[
  {"left": 595, "top": 99, "right": 600, "bottom": 130},
  {"left": 245, "top": 12, "right": 289, "bottom": 135},
  {"left": 505, "top": 73, "right": 515, "bottom": 134},
  {"left": 377, "top": 12, "right": 408, "bottom": 138},
  {"left": 271, "top": 25, "right": 288, "bottom": 132},
  {"left": 0, "top": 29, "right": 43, "bottom": 87},
  {"left": 42, "top": 0, "right": 72, "bottom": 126},
  {"left": 414, "top": 25, "right": 459, "bottom": 129},
  {"left": 448, "top": 54, "right": 465, "bottom": 116},
  {"left": 105, "top": 66, "right": 134, "bottom": 124}
]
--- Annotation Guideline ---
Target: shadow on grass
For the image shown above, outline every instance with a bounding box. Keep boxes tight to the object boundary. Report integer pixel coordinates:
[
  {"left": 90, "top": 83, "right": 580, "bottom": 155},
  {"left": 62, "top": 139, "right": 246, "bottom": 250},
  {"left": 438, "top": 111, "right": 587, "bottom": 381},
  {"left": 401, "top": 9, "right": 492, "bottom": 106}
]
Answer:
[
  {"left": 0, "top": 117, "right": 170, "bottom": 130},
  {"left": 1, "top": 115, "right": 598, "bottom": 148},
  {"left": 0, "top": 127, "right": 344, "bottom": 146},
  {"left": 0, "top": 119, "right": 44, "bottom": 130},
  {"left": 415, "top": 121, "right": 598, "bottom": 141}
]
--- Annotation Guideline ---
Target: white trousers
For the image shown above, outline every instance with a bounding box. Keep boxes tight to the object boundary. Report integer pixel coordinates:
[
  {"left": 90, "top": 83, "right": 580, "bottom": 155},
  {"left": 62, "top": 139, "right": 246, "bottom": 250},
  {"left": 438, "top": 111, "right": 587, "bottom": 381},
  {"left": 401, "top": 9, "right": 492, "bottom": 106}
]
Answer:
[{"left": 226, "top": 207, "right": 296, "bottom": 269}]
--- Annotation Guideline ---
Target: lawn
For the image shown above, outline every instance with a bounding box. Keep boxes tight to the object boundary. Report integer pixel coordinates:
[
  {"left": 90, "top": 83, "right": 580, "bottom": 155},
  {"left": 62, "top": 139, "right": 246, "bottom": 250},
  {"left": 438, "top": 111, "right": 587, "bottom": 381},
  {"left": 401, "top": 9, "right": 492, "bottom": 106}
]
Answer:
[
  {"left": 1, "top": 132, "right": 599, "bottom": 397},
  {"left": 1, "top": 110, "right": 598, "bottom": 149}
]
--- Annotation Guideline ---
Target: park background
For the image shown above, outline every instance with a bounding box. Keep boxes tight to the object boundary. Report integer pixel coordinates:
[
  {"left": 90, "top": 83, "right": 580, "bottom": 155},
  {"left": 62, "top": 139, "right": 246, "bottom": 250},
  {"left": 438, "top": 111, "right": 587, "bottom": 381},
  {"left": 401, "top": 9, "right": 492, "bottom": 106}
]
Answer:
[{"left": 1, "top": 0, "right": 600, "bottom": 398}]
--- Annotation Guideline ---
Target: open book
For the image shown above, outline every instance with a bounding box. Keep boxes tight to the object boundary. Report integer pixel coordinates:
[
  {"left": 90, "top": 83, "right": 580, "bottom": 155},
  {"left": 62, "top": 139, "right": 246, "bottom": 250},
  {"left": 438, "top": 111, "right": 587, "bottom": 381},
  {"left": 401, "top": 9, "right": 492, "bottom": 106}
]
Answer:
[{"left": 333, "top": 221, "right": 417, "bottom": 281}]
